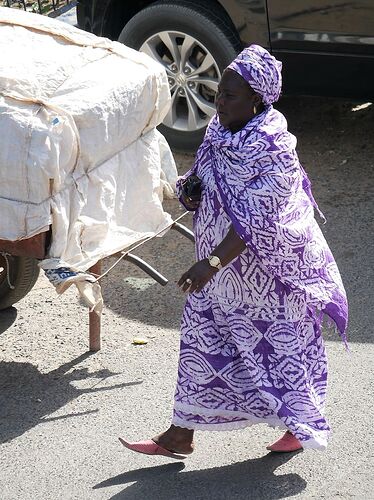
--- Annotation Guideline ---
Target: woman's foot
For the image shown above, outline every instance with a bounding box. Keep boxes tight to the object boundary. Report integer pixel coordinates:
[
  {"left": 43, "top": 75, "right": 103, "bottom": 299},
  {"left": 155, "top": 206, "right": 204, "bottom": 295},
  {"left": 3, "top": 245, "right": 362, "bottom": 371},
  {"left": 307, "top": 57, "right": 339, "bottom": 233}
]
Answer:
[
  {"left": 152, "top": 425, "right": 195, "bottom": 455},
  {"left": 266, "top": 431, "right": 303, "bottom": 452},
  {"left": 119, "top": 437, "right": 189, "bottom": 459}
]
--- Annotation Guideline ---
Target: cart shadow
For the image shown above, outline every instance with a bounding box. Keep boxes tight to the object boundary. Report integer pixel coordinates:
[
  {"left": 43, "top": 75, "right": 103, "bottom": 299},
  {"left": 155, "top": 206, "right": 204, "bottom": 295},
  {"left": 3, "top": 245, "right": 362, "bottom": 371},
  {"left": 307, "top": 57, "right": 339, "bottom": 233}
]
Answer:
[
  {"left": 101, "top": 227, "right": 192, "bottom": 332},
  {"left": 0, "top": 353, "right": 142, "bottom": 444},
  {"left": 102, "top": 278, "right": 183, "bottom": 331},
  {"left": 0, "top": 306, "right": 17, "bottom": 334},
  {"left": 94, "top": 452, "right": 306, "bottom": 500}
]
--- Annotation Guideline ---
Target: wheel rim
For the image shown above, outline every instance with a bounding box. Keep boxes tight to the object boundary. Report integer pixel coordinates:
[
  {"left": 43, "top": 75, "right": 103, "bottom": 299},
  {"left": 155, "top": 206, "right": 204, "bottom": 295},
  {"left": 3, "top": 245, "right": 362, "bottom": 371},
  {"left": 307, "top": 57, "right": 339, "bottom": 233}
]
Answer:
[{"left": 140, "top": 30, "right": 220, "bottom": 132}]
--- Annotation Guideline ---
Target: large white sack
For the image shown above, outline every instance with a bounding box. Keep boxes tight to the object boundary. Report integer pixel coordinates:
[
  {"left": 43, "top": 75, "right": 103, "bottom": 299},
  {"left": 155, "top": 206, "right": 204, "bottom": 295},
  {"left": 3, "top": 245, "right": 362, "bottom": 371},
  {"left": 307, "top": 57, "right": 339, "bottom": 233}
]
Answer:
[{"left": 0, "top": 7, "right": 178, "bottom": 270}]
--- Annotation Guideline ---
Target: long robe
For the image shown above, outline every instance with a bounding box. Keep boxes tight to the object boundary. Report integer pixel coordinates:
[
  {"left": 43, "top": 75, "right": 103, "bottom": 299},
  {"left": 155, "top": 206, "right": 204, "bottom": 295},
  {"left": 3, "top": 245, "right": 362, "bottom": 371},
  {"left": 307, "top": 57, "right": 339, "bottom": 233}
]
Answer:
[{"left": 173, "top": 107, "right": 348, "bottom": 449}]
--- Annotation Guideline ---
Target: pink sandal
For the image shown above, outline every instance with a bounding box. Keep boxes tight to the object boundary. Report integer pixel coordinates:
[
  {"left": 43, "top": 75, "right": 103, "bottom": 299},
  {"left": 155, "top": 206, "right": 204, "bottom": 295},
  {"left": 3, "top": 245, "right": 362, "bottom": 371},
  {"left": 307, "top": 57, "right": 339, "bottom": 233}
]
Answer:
[
  {"left": 119, "top": 437, "right": 190, "bottom": 460},
  {"left": 266, "top": 431, "right": 303, "bottom": 452}
]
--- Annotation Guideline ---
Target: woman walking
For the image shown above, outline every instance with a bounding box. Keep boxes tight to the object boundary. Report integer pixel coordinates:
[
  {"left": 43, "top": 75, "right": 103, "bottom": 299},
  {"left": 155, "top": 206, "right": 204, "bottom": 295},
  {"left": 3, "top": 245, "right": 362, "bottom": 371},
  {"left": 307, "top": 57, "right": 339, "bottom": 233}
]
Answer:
[{"left": 120, "top": 45, "right": 348, "bottom": 455}]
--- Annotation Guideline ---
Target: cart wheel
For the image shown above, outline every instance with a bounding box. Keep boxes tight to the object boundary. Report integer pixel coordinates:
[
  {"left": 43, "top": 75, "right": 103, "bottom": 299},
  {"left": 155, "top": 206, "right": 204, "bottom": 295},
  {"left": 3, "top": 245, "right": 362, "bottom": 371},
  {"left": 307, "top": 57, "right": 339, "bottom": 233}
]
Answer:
[{"left": 0, "top": 254, "right": 40, "bottom": 310}]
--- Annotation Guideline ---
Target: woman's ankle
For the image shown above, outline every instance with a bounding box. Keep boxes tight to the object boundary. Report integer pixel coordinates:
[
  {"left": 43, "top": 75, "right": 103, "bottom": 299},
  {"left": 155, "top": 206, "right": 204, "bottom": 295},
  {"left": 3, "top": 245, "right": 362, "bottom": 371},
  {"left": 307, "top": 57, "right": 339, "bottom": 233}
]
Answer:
[
  {"left": 169, "top": 424, "right": 194, "bottom": 441},
  {"left": 153, "top": 425, "right": 194, "bottom": 453}
]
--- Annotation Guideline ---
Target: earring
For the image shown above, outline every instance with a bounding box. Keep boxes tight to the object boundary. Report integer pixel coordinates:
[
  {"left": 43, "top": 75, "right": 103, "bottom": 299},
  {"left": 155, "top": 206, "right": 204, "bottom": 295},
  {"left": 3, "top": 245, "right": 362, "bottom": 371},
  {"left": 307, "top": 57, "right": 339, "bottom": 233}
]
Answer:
[{"left": 253, "top": 105, "right": 257, "bottom": 115}]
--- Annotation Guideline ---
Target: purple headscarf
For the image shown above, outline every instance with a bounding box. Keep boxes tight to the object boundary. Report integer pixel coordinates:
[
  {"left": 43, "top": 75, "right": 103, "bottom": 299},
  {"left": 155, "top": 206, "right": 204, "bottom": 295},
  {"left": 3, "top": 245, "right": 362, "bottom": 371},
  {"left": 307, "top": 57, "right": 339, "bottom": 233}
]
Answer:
[{"left": 227, "top": 45, "right": 282, "bottom": 105}]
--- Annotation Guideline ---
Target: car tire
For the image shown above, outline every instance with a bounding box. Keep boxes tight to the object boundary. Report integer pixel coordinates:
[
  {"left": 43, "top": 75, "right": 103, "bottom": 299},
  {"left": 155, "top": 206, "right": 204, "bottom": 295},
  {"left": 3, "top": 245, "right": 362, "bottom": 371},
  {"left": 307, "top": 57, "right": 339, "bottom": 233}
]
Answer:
[
  {"left": 0, "top": 255, "right": 40, "bottom": 310},
  {"left": 118, "top": 0, "right": 241, "bottom": 152}
]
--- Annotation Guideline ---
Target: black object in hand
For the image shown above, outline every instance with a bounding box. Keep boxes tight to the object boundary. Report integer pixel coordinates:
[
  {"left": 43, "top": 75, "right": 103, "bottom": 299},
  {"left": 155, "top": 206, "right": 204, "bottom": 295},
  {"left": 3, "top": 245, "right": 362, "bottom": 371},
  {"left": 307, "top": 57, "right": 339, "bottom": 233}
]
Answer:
[{"left": 181, "top": 175, "right": 202, "bottom": 202}]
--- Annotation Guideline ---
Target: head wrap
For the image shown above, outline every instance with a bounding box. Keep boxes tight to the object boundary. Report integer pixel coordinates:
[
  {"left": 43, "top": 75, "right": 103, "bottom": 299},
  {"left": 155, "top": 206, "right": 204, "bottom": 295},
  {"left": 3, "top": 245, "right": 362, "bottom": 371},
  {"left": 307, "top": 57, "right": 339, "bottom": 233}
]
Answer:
[{"left": 227, "top": 45, "right": 282, "bottom": 105}]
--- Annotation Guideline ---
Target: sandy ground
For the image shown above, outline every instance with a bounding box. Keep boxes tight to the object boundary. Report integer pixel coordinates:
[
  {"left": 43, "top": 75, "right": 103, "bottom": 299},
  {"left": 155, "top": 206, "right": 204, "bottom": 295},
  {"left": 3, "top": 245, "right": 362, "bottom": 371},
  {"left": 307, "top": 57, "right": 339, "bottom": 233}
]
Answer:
[{"left": 0, "top": 97, "right": 373, "bottom": 500}]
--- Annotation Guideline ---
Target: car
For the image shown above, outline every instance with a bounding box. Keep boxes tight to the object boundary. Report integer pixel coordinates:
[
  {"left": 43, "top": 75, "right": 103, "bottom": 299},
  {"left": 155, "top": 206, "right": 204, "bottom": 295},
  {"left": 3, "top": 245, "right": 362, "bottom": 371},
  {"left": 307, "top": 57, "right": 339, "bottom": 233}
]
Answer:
[{"left": 77, "top": 0, "right": 374, "bottom": 150}]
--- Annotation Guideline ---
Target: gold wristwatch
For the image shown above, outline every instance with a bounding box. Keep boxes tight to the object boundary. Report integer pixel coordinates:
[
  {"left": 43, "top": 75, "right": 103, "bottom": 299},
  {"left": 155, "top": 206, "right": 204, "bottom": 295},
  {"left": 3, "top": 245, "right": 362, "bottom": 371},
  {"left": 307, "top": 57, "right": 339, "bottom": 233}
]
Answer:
[{"left": 208, "top": 254, "right": 222, "bottom": 270}]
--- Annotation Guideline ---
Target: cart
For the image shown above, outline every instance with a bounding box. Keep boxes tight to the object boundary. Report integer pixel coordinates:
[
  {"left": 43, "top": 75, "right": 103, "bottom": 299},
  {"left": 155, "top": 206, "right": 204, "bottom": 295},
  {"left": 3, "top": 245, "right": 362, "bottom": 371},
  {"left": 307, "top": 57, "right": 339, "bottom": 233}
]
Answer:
[
  {"left": 0, "top": 7, "right": 195, "bottom": 352},
  {"left": 0, "top": 222, "right": 194, "bottom": 351}
]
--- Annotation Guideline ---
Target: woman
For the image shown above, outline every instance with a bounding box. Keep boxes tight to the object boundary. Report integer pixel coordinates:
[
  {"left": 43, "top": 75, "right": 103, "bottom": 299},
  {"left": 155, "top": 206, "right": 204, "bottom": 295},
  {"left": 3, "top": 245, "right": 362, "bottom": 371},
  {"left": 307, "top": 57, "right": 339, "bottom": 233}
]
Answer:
[{"left": 120, "top": 45, "right": 348, "bottom": 456}]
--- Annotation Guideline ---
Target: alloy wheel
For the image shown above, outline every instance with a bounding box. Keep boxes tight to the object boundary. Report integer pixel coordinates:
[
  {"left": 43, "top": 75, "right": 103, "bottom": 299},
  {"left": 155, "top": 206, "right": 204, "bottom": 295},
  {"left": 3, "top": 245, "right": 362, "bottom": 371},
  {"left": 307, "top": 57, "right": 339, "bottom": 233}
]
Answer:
[{"left": 140, "top": 30, "right": 220, "bottom": 132}]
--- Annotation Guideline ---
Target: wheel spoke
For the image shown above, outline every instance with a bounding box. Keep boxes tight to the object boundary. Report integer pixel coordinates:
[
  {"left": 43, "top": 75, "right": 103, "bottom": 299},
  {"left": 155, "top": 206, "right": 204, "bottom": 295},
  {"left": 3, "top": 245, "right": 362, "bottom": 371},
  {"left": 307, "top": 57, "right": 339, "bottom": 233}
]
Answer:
[
  {"left": 163, "top": 90, "right": 179, "bottom": 128},
  {"left": 185, "top": 91, "right": 201, "bottom": 130},
  {"left": 186, "top": 88, "right": 216, "bottom": 118},
  {"left": 189, "top": 77, "right": 218, "bottom": 92},
  {"left": 158, "top": 32, "right": 181, "bottom": 67},
  {"left": 190, "top": 53, "right": 215, "bottom": 76},
  {"left": 140, "top": 41, "right": 173, "bottom": 75},
  {"left": 169, "top": 82, "right": 177, "bottom": 94},
  {"left": 180, "top": 35, "right": 196, "bottom": 70}
]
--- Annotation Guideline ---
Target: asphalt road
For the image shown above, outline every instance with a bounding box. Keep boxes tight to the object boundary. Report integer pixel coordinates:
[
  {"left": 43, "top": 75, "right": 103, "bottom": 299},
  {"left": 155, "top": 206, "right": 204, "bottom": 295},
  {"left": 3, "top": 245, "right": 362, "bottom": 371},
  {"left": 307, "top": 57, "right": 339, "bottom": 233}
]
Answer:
[{"left": 0, "top": 97, "right": 373, "bottom": 500}]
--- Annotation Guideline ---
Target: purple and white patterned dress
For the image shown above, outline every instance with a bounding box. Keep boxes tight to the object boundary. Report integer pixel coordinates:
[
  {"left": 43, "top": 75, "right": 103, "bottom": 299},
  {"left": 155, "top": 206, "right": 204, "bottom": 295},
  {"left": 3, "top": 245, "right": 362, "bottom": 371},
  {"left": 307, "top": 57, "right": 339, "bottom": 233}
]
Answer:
[{"left": 172, "top": 105, "right": 347, "bottom": 450}]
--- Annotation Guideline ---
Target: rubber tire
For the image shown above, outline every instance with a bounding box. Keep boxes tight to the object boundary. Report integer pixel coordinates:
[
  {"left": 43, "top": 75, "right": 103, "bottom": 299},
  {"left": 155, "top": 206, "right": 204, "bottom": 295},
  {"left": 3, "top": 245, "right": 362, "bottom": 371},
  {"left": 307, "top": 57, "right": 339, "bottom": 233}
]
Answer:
[
  {"left": 118, "top": 0, "right": 241, "bottom": 152},
  {"left": 0, "top": 255, "right": 40, "bottom": 310}
]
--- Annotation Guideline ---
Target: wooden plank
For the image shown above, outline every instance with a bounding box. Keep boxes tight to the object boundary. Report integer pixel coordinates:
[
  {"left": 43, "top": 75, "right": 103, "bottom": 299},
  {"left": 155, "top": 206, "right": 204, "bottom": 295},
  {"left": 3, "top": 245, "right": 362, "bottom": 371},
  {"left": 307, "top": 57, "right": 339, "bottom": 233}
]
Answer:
[{"left": 0, "top": 232, "right": 48, "bottom": 259}]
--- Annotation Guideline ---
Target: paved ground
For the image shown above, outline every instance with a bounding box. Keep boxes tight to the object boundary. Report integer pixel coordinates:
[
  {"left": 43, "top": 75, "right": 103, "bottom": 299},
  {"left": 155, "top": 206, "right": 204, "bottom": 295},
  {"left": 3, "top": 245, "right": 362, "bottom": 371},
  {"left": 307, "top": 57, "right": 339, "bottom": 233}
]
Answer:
[{"left": 0, "top": 9, "right": 374, "bottom": 500}]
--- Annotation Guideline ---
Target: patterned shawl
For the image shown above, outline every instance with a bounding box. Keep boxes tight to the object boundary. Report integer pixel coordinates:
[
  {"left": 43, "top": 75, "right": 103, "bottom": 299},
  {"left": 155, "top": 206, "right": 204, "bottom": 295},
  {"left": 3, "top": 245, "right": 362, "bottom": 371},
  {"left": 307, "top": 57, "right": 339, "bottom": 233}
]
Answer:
[{"left": 179, "top": 107, "right": 348, "bottom": 340}]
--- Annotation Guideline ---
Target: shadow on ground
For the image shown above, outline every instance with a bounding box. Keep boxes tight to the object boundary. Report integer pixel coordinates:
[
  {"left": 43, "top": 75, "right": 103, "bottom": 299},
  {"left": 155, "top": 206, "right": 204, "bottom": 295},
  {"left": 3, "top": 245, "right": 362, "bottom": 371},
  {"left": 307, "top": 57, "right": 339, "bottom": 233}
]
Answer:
[
  {"left": 94, "top": 452, "right": 306, "bottom": 499},
  {"left": 0, "top": 354, "right": 142, "bottom": 444},
  {"left": 100, "top": 219, "right": 194, "bottom": 332},
  {"left": 0, "top": 307, "right": 17, "bottom": 335}
]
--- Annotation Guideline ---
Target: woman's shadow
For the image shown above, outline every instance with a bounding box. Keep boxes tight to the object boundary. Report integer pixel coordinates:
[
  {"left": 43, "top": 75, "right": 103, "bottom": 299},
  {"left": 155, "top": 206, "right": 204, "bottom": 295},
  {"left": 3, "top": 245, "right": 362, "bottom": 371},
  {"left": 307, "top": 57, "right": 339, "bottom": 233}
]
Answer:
[{"left": 94, "top": 451, "right": 306, "bottom": 500}]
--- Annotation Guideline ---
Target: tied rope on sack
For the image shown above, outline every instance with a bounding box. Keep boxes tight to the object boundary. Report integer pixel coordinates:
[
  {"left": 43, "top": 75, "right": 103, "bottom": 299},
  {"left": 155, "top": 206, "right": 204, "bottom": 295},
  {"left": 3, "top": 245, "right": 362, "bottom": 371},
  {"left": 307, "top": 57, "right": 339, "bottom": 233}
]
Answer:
[{"left": 178, "top": 45, "right": 348, "bottom": 344}]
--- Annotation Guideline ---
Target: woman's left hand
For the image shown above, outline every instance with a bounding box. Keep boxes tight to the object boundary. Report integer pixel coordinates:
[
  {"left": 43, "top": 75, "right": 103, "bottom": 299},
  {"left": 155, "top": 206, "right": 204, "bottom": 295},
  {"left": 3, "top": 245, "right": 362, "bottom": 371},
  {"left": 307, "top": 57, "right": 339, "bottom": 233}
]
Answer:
[{"left": 178, "top": 259, "right": 217, "bottom": 293}]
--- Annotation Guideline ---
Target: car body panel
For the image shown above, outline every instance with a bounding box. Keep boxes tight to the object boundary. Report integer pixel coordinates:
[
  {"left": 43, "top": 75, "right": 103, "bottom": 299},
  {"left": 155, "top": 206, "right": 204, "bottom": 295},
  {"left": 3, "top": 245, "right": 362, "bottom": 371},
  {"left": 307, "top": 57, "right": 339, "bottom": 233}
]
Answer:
[
  {"left": 218, "top": 0, "right": 270, "bottom": 48},
  {"left": 268, "top": 0, "right": 374, "bottom": 54},
  {"left": 266, "top": 1, "right": 374, "bottom": 98}
]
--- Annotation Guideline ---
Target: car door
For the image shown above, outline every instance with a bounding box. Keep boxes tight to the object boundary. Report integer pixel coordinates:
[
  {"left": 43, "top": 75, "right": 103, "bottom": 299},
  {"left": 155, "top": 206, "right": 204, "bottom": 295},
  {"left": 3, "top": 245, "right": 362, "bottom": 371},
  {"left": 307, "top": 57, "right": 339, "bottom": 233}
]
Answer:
[{"left": 267, "top": 0, "right": 374, "bottom": 98}]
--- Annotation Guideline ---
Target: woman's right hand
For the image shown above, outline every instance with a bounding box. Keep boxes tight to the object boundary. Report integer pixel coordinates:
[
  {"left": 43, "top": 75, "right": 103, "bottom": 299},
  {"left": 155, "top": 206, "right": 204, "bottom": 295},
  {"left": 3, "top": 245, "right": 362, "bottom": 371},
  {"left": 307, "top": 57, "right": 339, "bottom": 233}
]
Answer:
[{"left": 181, "top": 192, "right": 200, "bottom": 211}]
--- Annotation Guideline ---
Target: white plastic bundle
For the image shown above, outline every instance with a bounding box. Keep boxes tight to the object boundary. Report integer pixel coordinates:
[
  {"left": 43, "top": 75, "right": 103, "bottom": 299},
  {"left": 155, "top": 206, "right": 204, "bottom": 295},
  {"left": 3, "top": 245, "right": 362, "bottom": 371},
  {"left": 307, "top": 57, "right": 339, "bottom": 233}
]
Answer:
[{"left": 0, "top": 7, "right": 177, "bottom": 271}]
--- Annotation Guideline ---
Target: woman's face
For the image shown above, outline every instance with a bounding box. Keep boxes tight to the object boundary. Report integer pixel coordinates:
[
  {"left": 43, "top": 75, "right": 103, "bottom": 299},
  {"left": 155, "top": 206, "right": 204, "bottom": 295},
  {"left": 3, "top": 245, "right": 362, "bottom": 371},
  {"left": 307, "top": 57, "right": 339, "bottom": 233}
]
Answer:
[{"left": 216, "top": 69, "right": 261, "bottom": 132}]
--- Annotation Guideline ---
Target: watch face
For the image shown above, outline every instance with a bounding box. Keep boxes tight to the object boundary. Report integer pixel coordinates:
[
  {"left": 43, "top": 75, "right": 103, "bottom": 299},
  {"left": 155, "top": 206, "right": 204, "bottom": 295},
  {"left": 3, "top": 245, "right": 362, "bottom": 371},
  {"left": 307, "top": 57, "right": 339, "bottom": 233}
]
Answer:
[{"left": 209, "top": 256, "right": 221, "bottom": 268}]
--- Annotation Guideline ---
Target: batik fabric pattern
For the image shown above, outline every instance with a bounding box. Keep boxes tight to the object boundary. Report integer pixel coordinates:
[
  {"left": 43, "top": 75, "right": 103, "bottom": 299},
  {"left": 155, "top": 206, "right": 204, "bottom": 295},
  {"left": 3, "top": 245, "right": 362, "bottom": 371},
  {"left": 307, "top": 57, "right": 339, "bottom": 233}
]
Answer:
[{"left": 172, "top": 106, "right": 348, "bottom": 449}]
